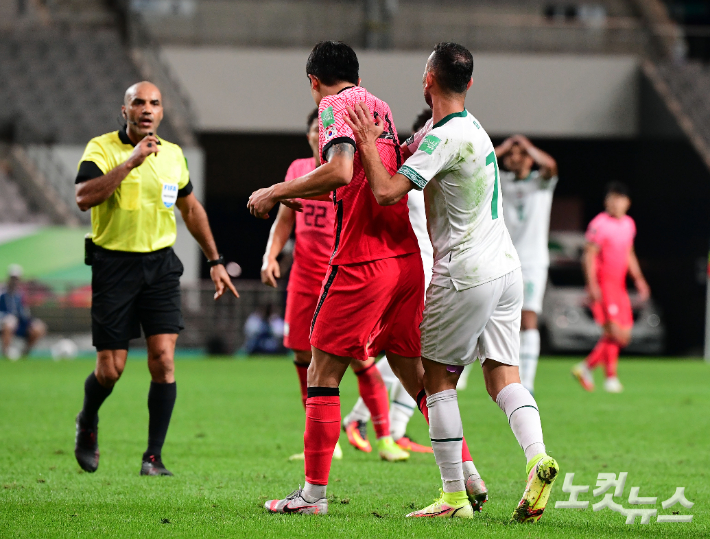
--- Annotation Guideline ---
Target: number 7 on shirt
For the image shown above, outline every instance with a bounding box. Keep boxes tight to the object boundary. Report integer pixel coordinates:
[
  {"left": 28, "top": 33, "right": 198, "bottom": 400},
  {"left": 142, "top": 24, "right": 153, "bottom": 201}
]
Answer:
[{"left": 486, "top": 150, "right": 500, "bottom": 220}]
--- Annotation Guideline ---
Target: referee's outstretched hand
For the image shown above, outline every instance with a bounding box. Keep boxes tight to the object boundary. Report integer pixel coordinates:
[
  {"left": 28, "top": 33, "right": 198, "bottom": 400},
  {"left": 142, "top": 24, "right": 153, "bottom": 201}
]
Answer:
[
  {"left": 211, "top": 264, "right": 239, "bottom": 300},
  {"left": 126, "top": 135, "right": 161, "bottom": 169}
]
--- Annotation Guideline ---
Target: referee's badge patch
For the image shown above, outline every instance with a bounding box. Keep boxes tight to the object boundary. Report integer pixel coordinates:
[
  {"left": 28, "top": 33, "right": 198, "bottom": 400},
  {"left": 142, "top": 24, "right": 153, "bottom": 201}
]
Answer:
[{"left": 162, "top": 183, "right": 178, "bottom": 208}]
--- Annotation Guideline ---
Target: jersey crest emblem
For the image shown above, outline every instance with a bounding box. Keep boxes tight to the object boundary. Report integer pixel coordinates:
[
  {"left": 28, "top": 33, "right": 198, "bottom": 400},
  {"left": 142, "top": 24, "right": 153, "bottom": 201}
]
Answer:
[
  {"left": 419, "top": 135, "right": 441, "bottom": 155},
  {"left": 325, "top": 124, "right": 338, "bottom": 141}
]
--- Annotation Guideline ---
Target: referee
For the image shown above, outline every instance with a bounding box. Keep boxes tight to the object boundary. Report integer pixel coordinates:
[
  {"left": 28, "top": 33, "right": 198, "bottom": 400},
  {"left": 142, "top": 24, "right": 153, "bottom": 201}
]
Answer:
[{"left": 73, "top": 81, "right": 237, "bottom": 476}]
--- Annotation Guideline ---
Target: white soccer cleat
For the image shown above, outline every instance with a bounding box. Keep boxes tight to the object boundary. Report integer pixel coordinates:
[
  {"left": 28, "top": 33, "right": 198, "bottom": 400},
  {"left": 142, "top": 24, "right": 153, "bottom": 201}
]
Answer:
[
  {"left": 604, "top": 376, "right": 623, "bottom": 393},
  {"left": 465, "top": 475, "right": 489, "bottom": 512},
  {"left": 264, "top": 487, "right": 328, "bottom": 515}
]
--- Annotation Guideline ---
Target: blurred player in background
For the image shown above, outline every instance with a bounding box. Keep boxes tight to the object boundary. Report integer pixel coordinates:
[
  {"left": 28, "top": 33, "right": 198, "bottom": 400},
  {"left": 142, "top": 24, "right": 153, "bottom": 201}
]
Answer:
[
  {"left": 345, "top": 42, "right": 557, "bottom": 521},
  {"left": 341, "top": 108, "right": 434, "bottom": 455},
  {"left": 497, "top": 135, "right": 558, "bottom": 394},
  {"left": 573, "top": 182, "right": 649, "bottom": 393},
  {"left": 250, "top": 41, "right": 417, "bottom": 514},
  {"left": 0, "top": 264, "right": 46, "bottom": 360}
]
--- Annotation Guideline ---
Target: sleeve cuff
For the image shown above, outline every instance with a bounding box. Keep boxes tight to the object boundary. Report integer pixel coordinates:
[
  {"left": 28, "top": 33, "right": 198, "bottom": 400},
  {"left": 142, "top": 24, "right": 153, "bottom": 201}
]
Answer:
[
  {"left": 75, "top": 161, "right": 104, "bottom": 184},
  {"left": 321, "top": 137, "right": 356, "bottom": 163},
  {"left": 177, "top": 179, "right": 193, "bottom": 198},
  {"left": 398, "top": 165, "right": 427, "bottom": 190}
]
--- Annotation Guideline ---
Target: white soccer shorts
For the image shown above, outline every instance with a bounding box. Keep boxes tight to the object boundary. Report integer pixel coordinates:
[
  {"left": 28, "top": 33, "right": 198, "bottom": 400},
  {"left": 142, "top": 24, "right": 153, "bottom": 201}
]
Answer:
[
  {"left": 521, "top": 265, "right": 548, "bottom": 314},
  {"left": 420, "top": 268, "right": 523, "bottom": 367}
]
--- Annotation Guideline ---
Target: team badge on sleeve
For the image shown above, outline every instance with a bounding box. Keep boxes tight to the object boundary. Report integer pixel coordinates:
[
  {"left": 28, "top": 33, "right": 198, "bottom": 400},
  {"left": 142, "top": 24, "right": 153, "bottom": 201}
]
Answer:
[
  {"left": 321, "top": 106, "right": 335, "bottom": 128},
  {"left": 325, "top": 124, "right": 338, "bottom": 141},
  {"left": 419, "top": 135, "right": 441, "bottom": 155}
]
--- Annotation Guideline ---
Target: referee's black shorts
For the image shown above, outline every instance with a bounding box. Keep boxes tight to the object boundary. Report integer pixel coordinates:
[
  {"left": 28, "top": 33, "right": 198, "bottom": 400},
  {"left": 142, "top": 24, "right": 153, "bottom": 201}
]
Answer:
[{"left": 91, "top": 246, "right": 184, "bottom": 351}]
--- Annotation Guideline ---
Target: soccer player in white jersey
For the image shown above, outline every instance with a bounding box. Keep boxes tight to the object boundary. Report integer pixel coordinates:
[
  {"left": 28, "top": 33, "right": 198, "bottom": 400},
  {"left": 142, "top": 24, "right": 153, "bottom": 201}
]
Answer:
[
  {"left": 345, "top": 42, "right": 558, "bottom": 522},
  {"left": 342, "top": 109, "right": 434, "bottom": 455},
  {"left": 497, "top": 135, "right": 558, "bottom": 393}
]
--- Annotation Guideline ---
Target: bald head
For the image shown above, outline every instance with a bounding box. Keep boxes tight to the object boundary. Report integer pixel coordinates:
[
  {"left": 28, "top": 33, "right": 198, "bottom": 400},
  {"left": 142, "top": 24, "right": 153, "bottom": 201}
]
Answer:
[{"left": 122, "top": 81, "right": 164, "bottom": 143}]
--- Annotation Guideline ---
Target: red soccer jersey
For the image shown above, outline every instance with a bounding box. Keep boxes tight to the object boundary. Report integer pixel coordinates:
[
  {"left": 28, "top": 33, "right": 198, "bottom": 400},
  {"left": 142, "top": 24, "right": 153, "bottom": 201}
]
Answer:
[
  {"left": 585, "top": 212, "right": 636, "bottom": 286},
  {"left": 318, "top": 86, "right": 419, "bottom": 266},
  {"left": 285, "top": 157, "right": 335, "bottom": 293}
]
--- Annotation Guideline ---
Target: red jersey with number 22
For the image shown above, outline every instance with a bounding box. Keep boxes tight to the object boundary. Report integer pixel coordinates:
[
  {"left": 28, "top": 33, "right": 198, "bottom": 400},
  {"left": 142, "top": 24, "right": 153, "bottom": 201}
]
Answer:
[
  {"left": 284, "top": 157, "right": 334, "bottom": 293},
  {"left": 318, "top": 86, "right": 419, "bottom": 266}
]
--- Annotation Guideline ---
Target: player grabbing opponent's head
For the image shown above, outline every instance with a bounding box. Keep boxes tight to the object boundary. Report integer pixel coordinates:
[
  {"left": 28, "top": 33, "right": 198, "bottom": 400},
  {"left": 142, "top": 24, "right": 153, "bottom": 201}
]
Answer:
[{"left": 344, "top": 42, "right": 558, "bottom": 522}]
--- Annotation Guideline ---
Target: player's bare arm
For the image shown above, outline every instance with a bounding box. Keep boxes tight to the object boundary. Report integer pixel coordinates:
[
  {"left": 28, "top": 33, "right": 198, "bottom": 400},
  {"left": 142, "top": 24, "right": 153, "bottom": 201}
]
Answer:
[
  {"left": 344, "top": 102, "right": 413, "bottom": 206},
  {"left": 261, "top": 203, "right": 296, "bottom": 288},
  {"left": 627, "top": 247, "right": 650, "bottom": 301},
  {"left": 512, "top": 134, "right": 558, "bottom": 179},
  {"left": 176, "top": 193, "right": 238, "bottom": 300},
  {"left": 247, "top": 145, "right": 354, "bottom": 219},
  {"left": 583, "top": 242, "right": 602, "bottom": 303},
  {"left": 494, "top": 137, "right": 516, "bottom": 158},
  {"left": 75, "top": 136, "right": 160, "bottom": 211}
]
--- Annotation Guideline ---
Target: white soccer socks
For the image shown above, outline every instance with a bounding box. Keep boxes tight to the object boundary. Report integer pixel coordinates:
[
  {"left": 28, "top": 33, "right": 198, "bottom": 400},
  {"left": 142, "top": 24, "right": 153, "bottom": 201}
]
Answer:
[
  {"left": 495, "top": 383, "right": 546, "bottom": 463},
  {"left": 428, "top": 389, "right": 465, "bottom": 493},
  {"left": 519, "top": 329, "right": 540, "bottom": 393}
]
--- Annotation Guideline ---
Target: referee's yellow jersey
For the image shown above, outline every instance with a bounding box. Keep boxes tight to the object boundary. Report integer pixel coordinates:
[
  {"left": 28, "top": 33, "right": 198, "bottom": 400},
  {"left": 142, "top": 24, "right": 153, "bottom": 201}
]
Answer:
[{"left": 77, "top": 128, "right": 192, "bottom": 253}]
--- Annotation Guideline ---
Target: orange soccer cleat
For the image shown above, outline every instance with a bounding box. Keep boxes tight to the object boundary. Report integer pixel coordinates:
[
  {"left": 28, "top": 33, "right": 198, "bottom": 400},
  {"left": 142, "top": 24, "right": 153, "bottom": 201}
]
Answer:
[
  {"left": 343, "top": 419, "right": 372, "bottom": 453},
  {"left": 395, "top": 435, "right": 434, "bottom": 454}
]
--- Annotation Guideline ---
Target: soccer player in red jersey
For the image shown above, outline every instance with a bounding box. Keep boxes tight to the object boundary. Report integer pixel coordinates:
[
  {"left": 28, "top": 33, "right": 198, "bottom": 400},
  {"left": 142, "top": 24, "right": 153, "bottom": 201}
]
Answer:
[
  {"left": 573, "top": 182, "right": 650, "bottom": 393},
  {"left": 261, "top": 109, "right": 396, "bottom": 461},
  {"left": 249, "top": 41, "right": 425, "bottom": 515}
]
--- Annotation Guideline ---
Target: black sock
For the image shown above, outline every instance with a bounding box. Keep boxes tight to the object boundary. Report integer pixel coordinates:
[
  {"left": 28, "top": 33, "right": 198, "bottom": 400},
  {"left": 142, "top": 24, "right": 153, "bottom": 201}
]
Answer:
[
  {"left": 144, "top": 381, "right": 177, "bottom": 460},
  {"left": 80, "top": 372, "right": 113, "bottom": 427}
]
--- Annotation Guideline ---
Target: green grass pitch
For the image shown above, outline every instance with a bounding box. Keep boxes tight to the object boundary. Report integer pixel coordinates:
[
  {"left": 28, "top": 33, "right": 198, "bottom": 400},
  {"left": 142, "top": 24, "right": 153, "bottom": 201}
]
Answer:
[{"left": 1, "top": 356, "right": 708, "bottom": 538}]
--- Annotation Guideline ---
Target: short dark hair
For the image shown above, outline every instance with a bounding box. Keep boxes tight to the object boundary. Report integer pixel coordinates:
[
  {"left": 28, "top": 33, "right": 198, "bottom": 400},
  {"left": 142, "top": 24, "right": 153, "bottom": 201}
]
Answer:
[
  {"left": 307, "top": 108, "right": 318, "bottom": 130},
  {"left": 606, "top": 181, "right": 630, "bottom": 198},
  {"left": 306, "top": 41, "right": 359, "bottom": 86},
  {"left": 429, "top": 42, "right": 474, "bottom": 94},
  {"left": 412, "top": 108, "right": 433, "bottom": 132}
]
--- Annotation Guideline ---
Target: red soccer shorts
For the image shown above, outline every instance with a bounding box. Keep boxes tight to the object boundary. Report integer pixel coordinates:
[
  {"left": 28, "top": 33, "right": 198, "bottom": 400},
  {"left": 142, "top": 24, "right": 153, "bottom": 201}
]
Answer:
[
  {"left": 310, "top": 253, "right": 424, "bottom": 361},
  {"left": 591, "top": 282, "right": 633, "bottom": 329},
  {"left": 284, "top": 290, "right": 319, "bottom": 351}
]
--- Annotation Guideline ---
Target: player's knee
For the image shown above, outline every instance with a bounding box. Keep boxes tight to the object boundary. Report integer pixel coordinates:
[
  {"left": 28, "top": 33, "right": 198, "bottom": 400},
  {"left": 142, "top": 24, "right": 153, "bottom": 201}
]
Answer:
[
  {"left": 2, "top": 314, "right": 18, "bottom": 332},
  {"left": 30, "top": 320, "right": 46, "bottom": 338},
  {"left": 96, "top": 365, "right": 122, "bottom": 387},
  {"left": 293, "top": 349, "right": 312, "bottom": 366}
]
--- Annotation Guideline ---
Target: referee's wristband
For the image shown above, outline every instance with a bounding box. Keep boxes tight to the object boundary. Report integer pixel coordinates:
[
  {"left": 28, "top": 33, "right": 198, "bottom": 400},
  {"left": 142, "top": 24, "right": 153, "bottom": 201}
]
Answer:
[{"left": 207, "top": 255, "right": 225, "bottom": 267}]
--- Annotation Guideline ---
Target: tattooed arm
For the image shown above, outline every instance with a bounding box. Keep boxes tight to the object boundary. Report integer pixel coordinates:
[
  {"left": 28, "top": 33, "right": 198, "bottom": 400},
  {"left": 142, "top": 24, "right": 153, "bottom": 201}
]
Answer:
[{"left": 247, "top": 142, "right": 354, "bottom": 218}]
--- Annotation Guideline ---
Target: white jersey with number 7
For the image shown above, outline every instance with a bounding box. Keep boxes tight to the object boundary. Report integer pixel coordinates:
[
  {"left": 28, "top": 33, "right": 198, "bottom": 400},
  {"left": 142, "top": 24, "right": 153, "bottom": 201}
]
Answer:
[{"left": 399, "top": 110, "right": 520, "bottom": 292}]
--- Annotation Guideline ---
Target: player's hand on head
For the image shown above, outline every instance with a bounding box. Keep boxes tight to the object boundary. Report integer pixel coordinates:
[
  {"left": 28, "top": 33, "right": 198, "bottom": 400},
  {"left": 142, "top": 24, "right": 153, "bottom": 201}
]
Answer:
[
  {"left": 343, "top": 102, "right": 384, "bottom": 147},
  {"left": 260, "top": 257, "right": 280, "bottom": 288},
  {"left": 247, "top": 187, "right": 276, "bottom": 219},
  {"left": 127, "top": 136, "right": 160, "bottom": 169},
  {"left": 211, "top": 264, "right": 239, "bottom": 300}
]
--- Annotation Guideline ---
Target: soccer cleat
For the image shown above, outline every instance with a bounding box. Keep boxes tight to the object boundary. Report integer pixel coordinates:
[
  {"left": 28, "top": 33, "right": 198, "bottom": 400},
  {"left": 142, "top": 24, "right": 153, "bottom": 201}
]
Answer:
[
  {"left": 343, "top": 420, "right": 372, "bottom": 453},
  {"left": 395, "top": 435, "right": 433, "bottom": 454},
  {"left": 572, "top": 362, "right": 594, "bottom": 392},
  {"left": 604, "top": 376, "right": 623, "bottom": 393},
  {"left": 140, "top": 454, "right": 173, "bottom": 476},
  {"left": 332, "top": 440, "right": 343, "bottom": 460},
  {"left": 406, "top": 490, "right": 473, "bottom": 518},
  {"left": 264, "top": 487, "right": 328, "bottom": 515},
  {"left": 74, "top": 413, "right": 99, "bottom": 473},
  {"left": 465, "top": 475, "right": 489, "bottom": 512},
  {"left": 377, "top": 436, "right": 410, "bottom": 462},
  {"left": 289, "top": 441, "right": 343, "bottom": 461},
  {"left": 511, "top": 453, "right": 559, "bottom": 523}
]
